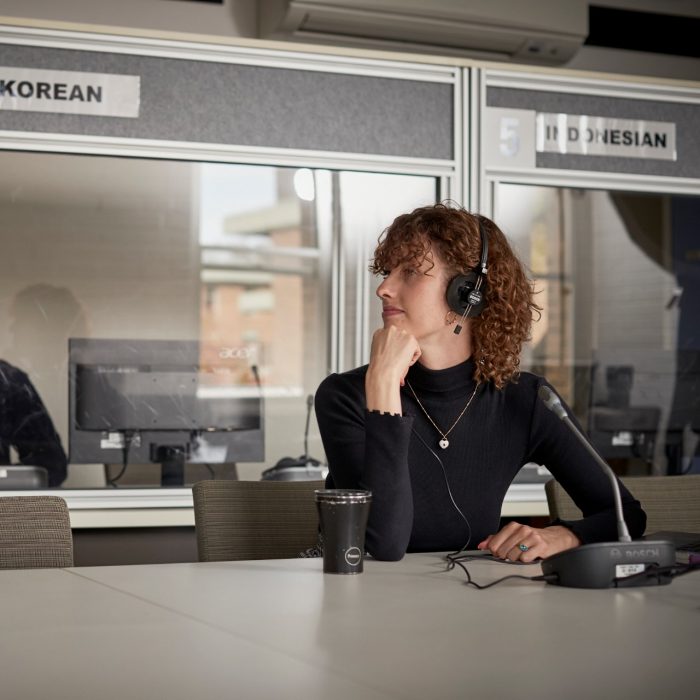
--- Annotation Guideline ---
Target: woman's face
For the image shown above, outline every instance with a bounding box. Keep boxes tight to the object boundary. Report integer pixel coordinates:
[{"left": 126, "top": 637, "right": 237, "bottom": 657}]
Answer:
[{"left": 375, "top": 245, "right": 454, "bottom": 342}]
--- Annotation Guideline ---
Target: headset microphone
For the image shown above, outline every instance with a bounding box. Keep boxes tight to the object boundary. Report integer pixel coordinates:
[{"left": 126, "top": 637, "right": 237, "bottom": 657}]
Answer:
[{"left": 446, "top": 215, "right": 489, "bottom": 335}]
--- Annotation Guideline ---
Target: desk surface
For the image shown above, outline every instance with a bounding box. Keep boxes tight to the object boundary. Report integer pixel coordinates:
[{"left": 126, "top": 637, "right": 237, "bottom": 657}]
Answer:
[{"left": 1, "top": 554, "right": 697, "bottom": 699}]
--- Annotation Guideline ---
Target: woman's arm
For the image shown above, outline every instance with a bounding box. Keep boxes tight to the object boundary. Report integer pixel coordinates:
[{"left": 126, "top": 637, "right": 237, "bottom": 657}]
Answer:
[
  {"left": 479, "top": 377, "right": 645, "bottom": 562},
  {"left": 315, "top": 326, "right": 422, "bottom": 560},
  {"left": 526, "top": 379, "right": 646, "bottom": 543},
  {"left": 315, "top": 371, "right": 415, "bottom": 561}
]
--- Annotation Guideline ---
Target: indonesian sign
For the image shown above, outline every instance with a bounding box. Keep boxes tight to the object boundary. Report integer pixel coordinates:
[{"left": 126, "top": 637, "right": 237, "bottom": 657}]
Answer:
[{"left": 535, "top": 113, "right": 676, "bottom": 161}]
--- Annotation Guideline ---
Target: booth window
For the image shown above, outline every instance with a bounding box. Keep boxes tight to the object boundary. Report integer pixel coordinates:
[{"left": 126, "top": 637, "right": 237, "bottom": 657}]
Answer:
[
  {"left": 496, "top": 184, "right": 700, "bottom": 477},
  {"left": 0, "top": 151, "right": 436, "bottom": 488}
]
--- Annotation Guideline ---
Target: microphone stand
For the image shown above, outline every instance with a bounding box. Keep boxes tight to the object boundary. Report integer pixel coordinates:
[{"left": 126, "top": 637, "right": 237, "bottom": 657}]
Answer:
[
  {"left": 538, "top": 386, "right": 676, "bottom": 588},
  {"left": 261, "top": 394, "right": 323, "bottom": 480},
  {"left": 303, "top": 393, "right": 314, "bottom": 465},
  {"left": 251, "top": 363, "right": 264, "bottom": 445}
]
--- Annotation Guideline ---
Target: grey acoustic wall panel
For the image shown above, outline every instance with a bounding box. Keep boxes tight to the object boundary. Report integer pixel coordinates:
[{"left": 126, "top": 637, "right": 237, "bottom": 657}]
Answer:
[
  {"left": 0, "top": 44, "right": 454, "bottom": 161},
  {"left": 488, "top": 87, "right": 700, "bottom": 179}
]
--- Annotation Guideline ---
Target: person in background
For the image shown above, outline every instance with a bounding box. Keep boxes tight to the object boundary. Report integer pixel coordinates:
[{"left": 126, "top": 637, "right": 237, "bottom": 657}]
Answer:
[
  {"left": 0, "top": 359, "right": 67, "bottom": 487},
  {"left": 315, "top": 203, "right": 645, "bottom": 561}
]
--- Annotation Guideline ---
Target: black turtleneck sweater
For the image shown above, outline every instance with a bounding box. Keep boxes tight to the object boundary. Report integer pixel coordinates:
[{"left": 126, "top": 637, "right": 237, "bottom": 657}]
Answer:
[{"left": 315, "top": 359, "right": 646, "bottom": 561}]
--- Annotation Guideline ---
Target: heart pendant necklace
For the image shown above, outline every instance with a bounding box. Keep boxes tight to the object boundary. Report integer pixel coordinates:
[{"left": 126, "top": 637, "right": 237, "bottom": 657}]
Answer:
[{"left": 405, "top": 381, "right": 479, "bottom": 449}]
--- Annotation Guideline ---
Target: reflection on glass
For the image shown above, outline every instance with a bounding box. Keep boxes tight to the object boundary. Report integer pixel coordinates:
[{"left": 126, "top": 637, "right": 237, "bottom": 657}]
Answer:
[
  {"left": 0, "top": 151, "right": 437, "bottom": 487},
  {"left": 496, "top": 184, "right": 700, "bottom": 477},
  {"left": 0, "top": 358, "right": 67, "bottom": 487},
  {"left": 69, "top": 338, "right": 264, "bottom": 487},
  {"left": 338, "top": 172, "right": 438, "bottom": 370}
]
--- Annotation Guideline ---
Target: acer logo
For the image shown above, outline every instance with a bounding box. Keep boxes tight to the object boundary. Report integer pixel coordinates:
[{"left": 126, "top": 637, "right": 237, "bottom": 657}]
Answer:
[{"left": 218, "top": 346, "right": 252, "bottom": 359}]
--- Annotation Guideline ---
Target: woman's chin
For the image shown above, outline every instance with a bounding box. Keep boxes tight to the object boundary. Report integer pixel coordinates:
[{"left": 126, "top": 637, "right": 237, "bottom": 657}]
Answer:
[{"left": 383, "top": 316, "right": 405, "bottom": 329}]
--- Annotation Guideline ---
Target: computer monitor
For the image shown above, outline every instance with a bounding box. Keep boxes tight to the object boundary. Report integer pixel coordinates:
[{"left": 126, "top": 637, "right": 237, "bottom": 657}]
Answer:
[{"left": 69, "top": 338, "right": 264, "bottom": 485}]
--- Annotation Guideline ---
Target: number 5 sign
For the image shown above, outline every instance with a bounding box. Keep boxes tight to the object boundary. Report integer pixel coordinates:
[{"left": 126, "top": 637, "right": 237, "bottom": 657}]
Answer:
[{"left": 482, "top": 108, "right": 536, "bottom": 169}]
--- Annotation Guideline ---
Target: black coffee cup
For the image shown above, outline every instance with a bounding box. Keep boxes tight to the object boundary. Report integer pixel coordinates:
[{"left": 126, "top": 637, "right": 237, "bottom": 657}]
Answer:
[{"left": 315, "top": 489, "right": 372, "bottom": 574}]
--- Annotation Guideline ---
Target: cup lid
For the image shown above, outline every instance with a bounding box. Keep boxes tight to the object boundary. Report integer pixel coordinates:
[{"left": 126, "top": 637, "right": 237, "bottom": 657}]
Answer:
[{"left": 314, "top": 489, "right": 371, "bottom": 503}]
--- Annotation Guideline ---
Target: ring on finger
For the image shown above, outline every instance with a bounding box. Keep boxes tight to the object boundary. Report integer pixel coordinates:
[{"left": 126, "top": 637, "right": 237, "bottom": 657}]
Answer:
[{"left": 518, "top": 543, "right": 530, "bottom": 552}]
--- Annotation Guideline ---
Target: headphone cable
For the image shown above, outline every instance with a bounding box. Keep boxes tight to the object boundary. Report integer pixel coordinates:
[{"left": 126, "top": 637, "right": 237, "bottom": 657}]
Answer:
[{"left": 411, "top": 425, "right": 472, "bottom": 554}]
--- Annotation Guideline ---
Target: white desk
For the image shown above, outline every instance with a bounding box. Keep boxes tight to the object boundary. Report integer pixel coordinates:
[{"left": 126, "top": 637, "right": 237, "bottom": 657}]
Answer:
[
  {"left": 0, "top": 482, "right": 550, "bottom": 528},
  {"left": 1, "top": 554, "right": 696, "bottom": 699}
]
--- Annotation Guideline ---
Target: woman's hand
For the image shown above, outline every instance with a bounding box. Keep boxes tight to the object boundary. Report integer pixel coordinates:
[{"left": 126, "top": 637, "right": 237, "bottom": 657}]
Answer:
[
  {"left": 477, "top": 523, "right": 581, "bottom": 562},
  {"left": 365, "top": 326, "right": 421, "bottom": 414},
  {"left": 369, "top": 326, "right": 421, "bottom": 384}
]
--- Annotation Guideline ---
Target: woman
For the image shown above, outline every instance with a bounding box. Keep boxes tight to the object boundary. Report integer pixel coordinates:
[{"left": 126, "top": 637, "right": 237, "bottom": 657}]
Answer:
[{"left": 315, "top": 203, "right": 645, "bottom": 562}]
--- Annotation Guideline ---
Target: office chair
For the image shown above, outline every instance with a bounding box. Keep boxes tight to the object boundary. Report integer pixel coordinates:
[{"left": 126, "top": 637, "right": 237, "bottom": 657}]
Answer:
[
  {"left": 545, "top": 475, "right": 700, "bottom": 534},
  {"left": 192, "top": 480, "right": 324, "bottom": 562},
  {"left": 0, "top": 496, "right": 74, "bottom": 569}
]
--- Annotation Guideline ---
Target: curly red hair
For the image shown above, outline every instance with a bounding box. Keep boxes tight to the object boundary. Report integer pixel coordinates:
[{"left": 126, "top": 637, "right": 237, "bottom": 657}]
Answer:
[{"left": 371, "top": 203, "right": 540, "bottom": 389}]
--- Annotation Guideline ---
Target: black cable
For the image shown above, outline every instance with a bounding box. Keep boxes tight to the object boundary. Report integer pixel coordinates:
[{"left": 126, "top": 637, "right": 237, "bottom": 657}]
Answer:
[
  {"left": 410, "top": 425, "right": 473, "bottom": 553},
  {"left": 107, "top": 430, "right": 135, "bottom": 487},
  {"left": 407, "top": 388, "right": 550, "bottom": 587},
  {"left": 204, "top": 463, "right": 215, "bottom": 479},
  {"left": 446, "top": 551, "right": 538, "bottom": 566},
  {"left": 447, "top": 556, "right": 555, "bottom": 589}
]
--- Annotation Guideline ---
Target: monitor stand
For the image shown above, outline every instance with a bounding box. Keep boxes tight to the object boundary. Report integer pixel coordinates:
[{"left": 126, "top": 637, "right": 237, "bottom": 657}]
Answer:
[{"left": 153, "top": 445, "right": 187, "bottom": 487}]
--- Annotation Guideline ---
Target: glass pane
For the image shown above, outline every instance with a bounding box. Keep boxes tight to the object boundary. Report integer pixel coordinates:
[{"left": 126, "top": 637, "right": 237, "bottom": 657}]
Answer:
[
  {"left": 0, "top": 151, "right": 440, "bottom": 487},
  {"left": 496, "top": 183, "right": 700, "bottom": 477},
  {"left": 338, "top": 172, "right": 438, "bottom": 371},
  {"left": 0, "top": 152, "right": 331, "bottom": 487}
]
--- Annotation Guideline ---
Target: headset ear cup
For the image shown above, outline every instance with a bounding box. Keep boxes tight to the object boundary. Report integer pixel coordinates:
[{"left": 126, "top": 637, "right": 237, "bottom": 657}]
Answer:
[
  {"left": 446, "top": 273, "right": 487, "bottom": 318},
  {"left": 446, "top": 274, "right": 472, "bottom": 314}
]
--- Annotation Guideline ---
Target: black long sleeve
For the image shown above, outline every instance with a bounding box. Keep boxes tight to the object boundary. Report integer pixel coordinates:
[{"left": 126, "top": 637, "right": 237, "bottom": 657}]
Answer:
[
  {"left": 0, "top": 360, "right": 68, "bottom": 487},
  {"left": 315, "top": 358, "right": 646, "bottom": 561},
  {"left": 315, "top": 369, "right": 415, "bottom": 560}
]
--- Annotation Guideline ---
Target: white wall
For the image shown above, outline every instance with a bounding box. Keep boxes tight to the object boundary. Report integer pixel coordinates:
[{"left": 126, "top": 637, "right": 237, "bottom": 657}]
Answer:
[
  {"left": 590, "top": 0, "right": 700, "bottom": 16},
  {"left": 568, "top": 46, "right": 700, "bottom": 82},
  {"left": 0, "top": 0, "right": 257, "bottom": 37},
  {"left": 569, "top": 0, "right": 700, "bottom": 80},
  {"left": 0, "top": 152, "right": 200, "bottom": 453}
]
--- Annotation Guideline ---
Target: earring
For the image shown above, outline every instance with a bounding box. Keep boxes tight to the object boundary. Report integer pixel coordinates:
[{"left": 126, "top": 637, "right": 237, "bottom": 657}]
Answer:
[{"left": 445, "top": 311, "right": 457, "bottom": 325}]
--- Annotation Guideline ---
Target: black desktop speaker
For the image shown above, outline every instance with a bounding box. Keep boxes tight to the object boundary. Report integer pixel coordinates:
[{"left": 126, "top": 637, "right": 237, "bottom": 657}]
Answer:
[
  {"left": 0, "top": 466, "right": 49, "bottom": 490},
  {"left": 260, "top": 394, "right": 326, "bottom": 482}
]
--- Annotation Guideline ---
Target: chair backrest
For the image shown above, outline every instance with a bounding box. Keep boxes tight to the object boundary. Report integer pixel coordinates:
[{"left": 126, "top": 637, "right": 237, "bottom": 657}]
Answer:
[
  {"left": 0, "top": 496, "right": 74, "bottom": 569},
  {"left": 192, "top": 480, "right": 324, "bottom": 562},
  {"left": 545, "top": 475, "right": 700, "bottom": 534}
]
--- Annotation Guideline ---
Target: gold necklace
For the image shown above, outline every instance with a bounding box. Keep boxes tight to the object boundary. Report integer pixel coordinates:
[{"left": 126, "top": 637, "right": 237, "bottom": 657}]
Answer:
[{"left": 405, "top": 380, "right": 479, "bottom": 449}]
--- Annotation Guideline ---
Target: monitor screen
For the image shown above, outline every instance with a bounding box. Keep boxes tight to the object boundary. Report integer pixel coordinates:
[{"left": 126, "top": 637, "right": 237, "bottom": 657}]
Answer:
[{"left": 69, "top": 338, "right": 264, "bottom": 471}]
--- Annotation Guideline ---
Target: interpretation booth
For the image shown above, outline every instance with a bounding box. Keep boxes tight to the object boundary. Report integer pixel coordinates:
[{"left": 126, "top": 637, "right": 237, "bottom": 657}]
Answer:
[
  {"left": 0, "top": 20, "right": 699, "bottom": 565},
  {"left": 0, "top": 12, "right": 699, "bottom": 700}
]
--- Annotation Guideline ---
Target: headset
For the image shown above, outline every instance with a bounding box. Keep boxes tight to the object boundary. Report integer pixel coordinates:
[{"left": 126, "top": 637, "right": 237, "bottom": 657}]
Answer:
[{"left": 445, "top": 215, "right": 489, "bottom": 335}]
